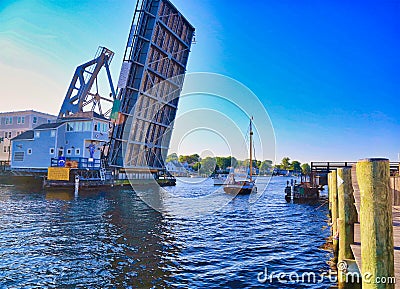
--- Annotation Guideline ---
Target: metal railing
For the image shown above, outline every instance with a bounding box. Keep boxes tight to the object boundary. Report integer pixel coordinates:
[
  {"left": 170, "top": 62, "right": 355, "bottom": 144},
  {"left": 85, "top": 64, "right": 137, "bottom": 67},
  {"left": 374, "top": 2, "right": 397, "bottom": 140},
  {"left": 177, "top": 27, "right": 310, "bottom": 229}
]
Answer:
[
  {"left": 50, "top": 157, "right": 101, "bottom": 170},
  {"left": 311, "top": 161, "right": 400, "bottom": 173}
]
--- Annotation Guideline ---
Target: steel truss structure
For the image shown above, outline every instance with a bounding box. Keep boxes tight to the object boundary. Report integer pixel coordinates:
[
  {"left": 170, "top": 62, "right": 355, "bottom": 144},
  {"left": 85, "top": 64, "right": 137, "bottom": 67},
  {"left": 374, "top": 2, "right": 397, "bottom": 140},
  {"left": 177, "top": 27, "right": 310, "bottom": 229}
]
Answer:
[
  {"left": 58, "top": 47, "right": 117, "bottom": 118},
  {"left": 108, "top": 0, "right": 195, "bottom": 169}
]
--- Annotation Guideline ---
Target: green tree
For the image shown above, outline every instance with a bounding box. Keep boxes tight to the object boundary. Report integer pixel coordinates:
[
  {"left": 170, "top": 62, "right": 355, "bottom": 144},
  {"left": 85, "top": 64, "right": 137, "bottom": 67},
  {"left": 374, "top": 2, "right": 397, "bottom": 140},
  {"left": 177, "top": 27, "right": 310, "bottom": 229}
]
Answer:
[
  {"left": 291, "top": 160, "right": 302, "bottom": 172},
  {"left": 179, "top": 154, "right": 200, "bottom": 164},
  {"left": 199, "top": 157, "right": 216, "bottom": 175},
  {"left": 166, "top": 153, "right": 178, "bottom": 163},
  {"left": 301, "top": 163, "right": 311, "bottom": 175},
  {"left": 216, "top": 157, "right": 230, "bottom": 170},
  {"left": 192, "top": 162, "right": 200, "bottom": 171},
  {"left": 230, "top": 156, "right": 238, "bottom": 168},
  {"left": 280, "top": 157, "right": 291, "bottom": 170},
  {"left": 215, "top": 156, "right": 238, "bottom": 170},
  {"left": 260, "top": 160, "right": 273, "bottom": 173}
]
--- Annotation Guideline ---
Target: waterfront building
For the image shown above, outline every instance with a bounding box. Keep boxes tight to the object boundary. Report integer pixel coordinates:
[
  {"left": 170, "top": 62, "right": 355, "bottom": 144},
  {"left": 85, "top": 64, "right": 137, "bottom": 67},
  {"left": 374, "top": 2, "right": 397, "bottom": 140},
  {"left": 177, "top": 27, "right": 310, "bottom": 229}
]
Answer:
[
  {"left": 165, "top": 160, "right": 188, "bottom": 177},
  {"left": 0, "top": 110, "right": 56, "bottom": 161},
  {"left": 11, "top": 111, "right": 110, "bottom": 170}
]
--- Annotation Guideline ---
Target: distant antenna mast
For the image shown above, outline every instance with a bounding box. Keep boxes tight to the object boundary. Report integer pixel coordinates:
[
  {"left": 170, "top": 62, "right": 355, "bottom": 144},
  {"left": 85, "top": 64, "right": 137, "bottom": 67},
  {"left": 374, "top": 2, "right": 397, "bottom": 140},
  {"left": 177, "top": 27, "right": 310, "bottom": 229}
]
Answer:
[{"left": 192, "top": 32, "right": 197, "bottom": 44}]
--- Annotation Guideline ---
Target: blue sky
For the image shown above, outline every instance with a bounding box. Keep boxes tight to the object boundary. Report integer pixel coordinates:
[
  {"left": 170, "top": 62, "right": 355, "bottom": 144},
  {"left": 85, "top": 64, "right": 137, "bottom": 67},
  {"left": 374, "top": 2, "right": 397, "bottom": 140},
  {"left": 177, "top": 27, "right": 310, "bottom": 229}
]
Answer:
[{"left": 0, "top": 0, "right": 399, "bottom": 163}]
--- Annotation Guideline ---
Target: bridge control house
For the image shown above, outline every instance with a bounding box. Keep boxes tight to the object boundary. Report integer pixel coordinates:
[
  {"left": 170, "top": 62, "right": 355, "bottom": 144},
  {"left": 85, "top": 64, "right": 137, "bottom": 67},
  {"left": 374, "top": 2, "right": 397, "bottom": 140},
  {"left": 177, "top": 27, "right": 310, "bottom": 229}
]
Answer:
[{"left": 10, "top": 112, "right": 110, "bottom": 171}]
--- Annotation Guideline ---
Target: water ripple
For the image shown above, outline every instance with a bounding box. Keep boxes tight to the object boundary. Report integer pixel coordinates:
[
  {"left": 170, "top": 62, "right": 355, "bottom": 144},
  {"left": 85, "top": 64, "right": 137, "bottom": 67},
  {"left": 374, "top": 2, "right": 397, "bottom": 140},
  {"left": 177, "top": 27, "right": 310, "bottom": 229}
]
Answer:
[{"left": 0, "top": 177, "right": 333, "bottom": 288}]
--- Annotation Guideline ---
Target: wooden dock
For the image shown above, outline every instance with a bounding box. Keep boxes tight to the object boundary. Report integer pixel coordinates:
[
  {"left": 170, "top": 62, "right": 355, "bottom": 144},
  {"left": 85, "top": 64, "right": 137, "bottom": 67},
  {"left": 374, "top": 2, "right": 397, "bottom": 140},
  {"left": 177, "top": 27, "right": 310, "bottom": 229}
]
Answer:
[{"left": 350, "top": 166, "right": 400, "bottom": 288}]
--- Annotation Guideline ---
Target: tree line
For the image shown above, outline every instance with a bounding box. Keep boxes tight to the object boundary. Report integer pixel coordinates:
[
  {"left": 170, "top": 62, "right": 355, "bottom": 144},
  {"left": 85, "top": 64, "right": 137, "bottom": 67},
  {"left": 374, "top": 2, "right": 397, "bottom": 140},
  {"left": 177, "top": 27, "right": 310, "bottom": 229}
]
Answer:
[
  {"left": 166, "top": 153, "right": 310, "bottom": 175},
  {"left": 274, "top": 157, "right": 310, "bottom": 175}
]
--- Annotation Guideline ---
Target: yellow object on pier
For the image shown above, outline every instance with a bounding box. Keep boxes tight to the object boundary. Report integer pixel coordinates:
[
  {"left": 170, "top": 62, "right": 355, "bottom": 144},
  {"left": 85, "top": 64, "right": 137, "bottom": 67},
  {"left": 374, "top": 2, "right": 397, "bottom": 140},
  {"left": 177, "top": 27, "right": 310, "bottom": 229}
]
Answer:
[{"left": 47, "top": 167, "right": 70, "bottom": 181}]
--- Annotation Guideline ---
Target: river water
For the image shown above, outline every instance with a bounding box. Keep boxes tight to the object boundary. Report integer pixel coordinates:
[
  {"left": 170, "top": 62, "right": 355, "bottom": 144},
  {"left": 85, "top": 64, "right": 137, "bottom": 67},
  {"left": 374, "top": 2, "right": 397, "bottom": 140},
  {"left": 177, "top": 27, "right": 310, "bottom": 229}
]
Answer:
[{"left": 0, "top": 177, "right": 334, "bottom": 288}]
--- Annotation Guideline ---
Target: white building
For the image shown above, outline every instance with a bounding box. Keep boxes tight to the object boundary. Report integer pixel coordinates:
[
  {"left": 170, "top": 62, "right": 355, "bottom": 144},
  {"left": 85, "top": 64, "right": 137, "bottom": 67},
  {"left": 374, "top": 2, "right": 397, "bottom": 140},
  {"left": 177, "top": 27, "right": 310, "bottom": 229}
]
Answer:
[
  {"left": 0, "top": 110, "right": 57, "bottom": 161},
  {"left": 166, "top": 161, "right": 188, "bottom": 177}
]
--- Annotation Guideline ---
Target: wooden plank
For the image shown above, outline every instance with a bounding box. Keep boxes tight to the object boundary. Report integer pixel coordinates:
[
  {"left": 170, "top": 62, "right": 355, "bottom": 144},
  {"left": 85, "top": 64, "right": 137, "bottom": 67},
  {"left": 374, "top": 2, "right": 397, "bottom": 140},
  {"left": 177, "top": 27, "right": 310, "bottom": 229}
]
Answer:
[{"left": 352, "top": 207, "right": 400, "bottom": 288}]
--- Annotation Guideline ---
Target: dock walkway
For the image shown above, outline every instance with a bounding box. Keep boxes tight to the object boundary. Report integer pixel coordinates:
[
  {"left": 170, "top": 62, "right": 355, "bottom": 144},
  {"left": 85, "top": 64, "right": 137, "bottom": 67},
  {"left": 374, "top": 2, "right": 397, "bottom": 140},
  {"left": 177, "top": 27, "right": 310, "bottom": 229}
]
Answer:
[{"left": 351, "top": 166, "right": 400, "bottom": 288}]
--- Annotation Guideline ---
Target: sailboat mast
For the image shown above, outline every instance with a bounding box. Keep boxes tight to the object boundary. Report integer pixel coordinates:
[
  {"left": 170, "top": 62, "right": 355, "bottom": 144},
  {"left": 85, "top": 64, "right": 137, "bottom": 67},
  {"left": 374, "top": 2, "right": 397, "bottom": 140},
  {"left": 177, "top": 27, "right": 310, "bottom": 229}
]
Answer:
[{"left": 249, "top": 117, "right": 253, "bottom": 182}]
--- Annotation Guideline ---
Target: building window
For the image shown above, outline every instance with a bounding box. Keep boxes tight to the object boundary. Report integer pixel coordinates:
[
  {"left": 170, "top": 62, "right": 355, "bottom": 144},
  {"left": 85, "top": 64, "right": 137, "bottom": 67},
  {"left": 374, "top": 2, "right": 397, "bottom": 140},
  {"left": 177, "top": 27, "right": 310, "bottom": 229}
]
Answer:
[
  {"left": 5, "top": 117, "right": 12, "bottom": 125},
  {"left": 27, "top": 148, "right": 32, "bottom": 155},
  {"left": 50, "top": 148, "right": 55, "bottom": 155},
  {"left": 94, "top": 122, "right": 99, "bottom": 131},
  {"left": 33, "top": 116, "right": 37, "bottom": 124},
  {"left": 102, "top": 123, "right": 108, "bottom": 132},
  {"left": 83, "top": 122, "right": 91, "bottom": 131},
  {"left": 17, "top": 117, "right": 21, "bottom": 124},
  {"left": 66, "top": 149, "right": 72, "bottom": 155},
  {"left": 75, "top": 148, "right": 80, "bottom": 155},
  {"left": 35, "top": 131, "right": 40, "bottom": 138},
  {"left": 50, "top": 130, "right": 56, "bottom": 137},
  {"left": 67, "top": 123, "right": 73, "bottom": 131},
  {"left": 75, "top": 122, "right": 82, "bottom": 131},
  {"left": 8, "top": 132, "right": 11, "bottom": 139},
  {"left": 3, "top": 146, "right": 6, "bottom": 153},
  {"left": 14, "top": 152, "right": 24, "bottom": 161},
  {"left": 21, "top": 117, "right": 25, "bottom": 124}
]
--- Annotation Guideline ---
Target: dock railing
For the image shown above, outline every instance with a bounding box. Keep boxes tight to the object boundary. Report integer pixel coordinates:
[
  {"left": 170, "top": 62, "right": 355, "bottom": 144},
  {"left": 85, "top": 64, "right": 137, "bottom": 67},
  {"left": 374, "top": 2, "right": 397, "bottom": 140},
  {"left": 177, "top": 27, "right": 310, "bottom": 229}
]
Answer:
[
  {"left": 50, "top": 157, "right": 101, "bottom": 170},
  {"left": 311, "top": 161, "right": 399, "bottom": 174}
]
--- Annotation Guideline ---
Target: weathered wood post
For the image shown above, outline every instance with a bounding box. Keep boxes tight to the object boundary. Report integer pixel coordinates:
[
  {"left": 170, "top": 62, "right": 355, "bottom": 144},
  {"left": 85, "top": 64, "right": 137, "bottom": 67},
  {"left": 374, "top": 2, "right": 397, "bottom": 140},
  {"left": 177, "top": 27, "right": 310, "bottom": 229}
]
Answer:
[
  {"left": 337, "top": 167, "right": 360, "bottom": 288},
  {"left": 356, "top": 158, "right": 394, "bottom": 289},
  {"left": 390, "top": 175, "right": 400, "bottom": 206},
  {"left": 329, "top": 170, "right": 339, "bottom": 262},
  {"left": 328, "top": 172, "right": 332, "bottom": 212},
  {"left": 337, "top": 167, "right": 356, "bottom": 261}
]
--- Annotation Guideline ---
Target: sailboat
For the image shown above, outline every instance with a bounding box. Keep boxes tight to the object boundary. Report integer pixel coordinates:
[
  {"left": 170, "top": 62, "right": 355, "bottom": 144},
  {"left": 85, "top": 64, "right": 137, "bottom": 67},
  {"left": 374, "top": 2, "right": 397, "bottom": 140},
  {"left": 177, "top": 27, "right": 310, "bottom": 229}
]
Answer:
[{"left": 224, "top": 117, "right": 257, "bottom": 195}]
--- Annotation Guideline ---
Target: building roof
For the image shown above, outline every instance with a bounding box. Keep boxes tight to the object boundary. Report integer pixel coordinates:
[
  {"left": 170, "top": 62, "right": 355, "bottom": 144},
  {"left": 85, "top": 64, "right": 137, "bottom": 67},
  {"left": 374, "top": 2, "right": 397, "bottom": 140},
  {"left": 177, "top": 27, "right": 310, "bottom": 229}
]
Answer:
[
  {"left": 11, "top": 130, "right": 34, "bottom": 141},
  {"left": 59, "top": 111, "right": 109, "bottom": 121},
  {"left": 0, "top": 110, "right": 57, "bottom": 118},
  {"left": 168, "top": 160, "right": 184, "bottom": 168},
  {"left": 34, "top": 122, "right": 64, "bottom": 130}
]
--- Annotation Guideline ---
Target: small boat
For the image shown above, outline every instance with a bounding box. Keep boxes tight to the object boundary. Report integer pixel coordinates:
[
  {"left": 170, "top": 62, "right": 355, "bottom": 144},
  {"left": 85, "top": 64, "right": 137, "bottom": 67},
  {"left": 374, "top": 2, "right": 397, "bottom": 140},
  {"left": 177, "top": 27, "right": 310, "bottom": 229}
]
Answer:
[
  {"left": 212, "top": 174, "right": 228, "bottom": 185},
  {"left": 224, "top": 179, "right": 256, "bottom": 194},
  {"left": 224, "top": 117, "right": 256, "bottom": 195},
  {"left": 284, "top": 179, "right": 322, "bottom": 202}
]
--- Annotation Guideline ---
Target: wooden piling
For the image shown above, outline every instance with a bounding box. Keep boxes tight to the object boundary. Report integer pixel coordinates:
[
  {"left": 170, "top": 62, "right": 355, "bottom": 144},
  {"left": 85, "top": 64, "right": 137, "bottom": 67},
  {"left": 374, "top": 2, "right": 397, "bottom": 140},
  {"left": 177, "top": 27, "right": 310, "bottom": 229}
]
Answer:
[
  {"left": 331, "top": 171, "right": 339, "bottom": 240},
  {"left": 356, "top": 158, "right": 394, "bottom": 289},
  {"left": 329, "top": 170, "right": 339, "bottom": 263},
  {"left": 337, "top": 167, "right": 356, "bottom": 262},
  {"left": 328, "top": 172, "right": 332, "bottom": 212},
  {"left": 390, "top": 176, "right": 400, "bottom": 206},
  {"left": 337, "top": 167, "right": 361, "bottom": 288}
]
